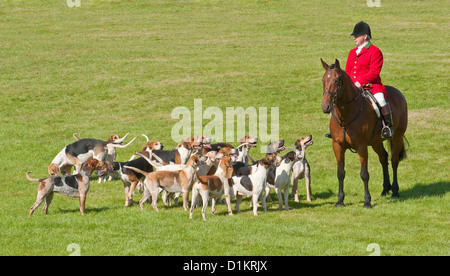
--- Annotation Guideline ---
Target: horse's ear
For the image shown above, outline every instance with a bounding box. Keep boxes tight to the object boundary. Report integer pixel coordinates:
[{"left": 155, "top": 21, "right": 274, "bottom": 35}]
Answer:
[
  {"left": 335, "top": 59, "right": 340, "bottom": 69},
  {"left": 321, "top": 58, "right": 329, "bottom": 70}
]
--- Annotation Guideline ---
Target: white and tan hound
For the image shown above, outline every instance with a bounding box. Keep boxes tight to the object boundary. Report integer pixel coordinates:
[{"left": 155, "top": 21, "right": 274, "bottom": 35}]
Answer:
[
  {"left": 265, "top": 151, "right": 300, "bottom": 211},
  {"left": 190, "top": 155, "right": 236, "bottom": 221},
  {"left": 291, "top": 135, "right": 314, "bottom": 202},
  {"left": 124, "top": 154, "right": 203, "bottom": 212}
]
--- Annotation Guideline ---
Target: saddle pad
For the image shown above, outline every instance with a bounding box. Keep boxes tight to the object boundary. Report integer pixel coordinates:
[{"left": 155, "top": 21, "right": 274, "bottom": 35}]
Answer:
[{"left": 362, "top": 90, "right": 381, "bottom": 118}]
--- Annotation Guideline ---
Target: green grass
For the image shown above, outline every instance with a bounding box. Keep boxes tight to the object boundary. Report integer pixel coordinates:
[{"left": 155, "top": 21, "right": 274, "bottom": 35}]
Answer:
[{"left": 0, "top": 0, "right": 448, "bottom": 256}]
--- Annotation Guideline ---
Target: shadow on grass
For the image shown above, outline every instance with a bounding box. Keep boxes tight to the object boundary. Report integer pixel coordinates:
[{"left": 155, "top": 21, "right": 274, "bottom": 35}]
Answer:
[
  {"left": 56, "top": 206, "right": 112, "bottom": 214},
  {"left": 399, "top": 181, "right": 450, "bottom": 200},
  {"left": 265, "top": 189, "right": 335, "bottom": 210}
]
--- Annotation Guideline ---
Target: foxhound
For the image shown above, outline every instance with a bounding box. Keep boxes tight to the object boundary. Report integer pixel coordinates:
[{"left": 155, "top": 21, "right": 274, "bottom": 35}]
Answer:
[
  {"left": 124, "top": 154, "right": 204, "bottom": 212},
  {"left": 27, "top": 158, "right": 113, "bottom": 217},
  {"left": 291, "top": 135, "right": 314, "bottom": 202},
  {"left": 48, "top": 133, "right": 135, "bottom": 176},
  {"left": 231, "top": 154, "right": 276, "bottom": 216},
  {"left": 190, "top": 155, "right": 236, "bottom": 221},
  {"left": 128, "top": 134, "right": 164, "bottom": 161},
  {"left": 265, "top": 151, "right": 300, "bottom": 211}
]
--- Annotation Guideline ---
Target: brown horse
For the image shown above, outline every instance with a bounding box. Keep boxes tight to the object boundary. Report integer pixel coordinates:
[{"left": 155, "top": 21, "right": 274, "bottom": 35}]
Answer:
[{"left": 320, "top": 59, "right": 408, "bottom": 208}]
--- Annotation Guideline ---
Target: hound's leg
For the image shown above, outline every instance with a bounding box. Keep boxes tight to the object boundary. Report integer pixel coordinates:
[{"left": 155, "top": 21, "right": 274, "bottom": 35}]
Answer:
[
  {"left": 276, "top": 187, "right": 283, "bottom": 210},
  {"left": 223, "top": 187, "right": 233, "bottom": 216},
  {"left": 123, "top": 183, "right": 131, "bottom": 207},
  {"left": 29, "top": 195, "right": 46, "bottom": 218},
  {"left": 189, "top": 186, "right": 199, "bottom": 219},
  {"left": 43, "top": 192, "right": 54, "bottom": 215},
  {"left": 304, "top": 162, "right": 312, "bottom": 202},
  {"left": 291, "top": 175, "right": 299, "bottom": 202},
  {"left": 150, "top": 188, "right": 160, "bottom": 212},
  {"left": 79, "top": 194, "right": 87, "bottom": 215},
  {"left": 260, "top": 190, "right": 267, "bottom": 213},
  {"left": 235, "top": 194, "right": 243, "bottom": 213},
  {"left": 283, "top": 185, "right": 290, "bottom": 211},
  {"left": 202, "top": 191, "right": 210, "bottom": 221},
  {"left": 139, "top": 188, "right": 151, "bottom": 210},
  {"left": 252, "top": 195, "right": 259, "bottom": 216}
]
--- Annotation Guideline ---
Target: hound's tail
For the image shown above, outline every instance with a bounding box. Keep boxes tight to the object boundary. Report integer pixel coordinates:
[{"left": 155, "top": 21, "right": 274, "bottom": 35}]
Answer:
[
  {"left": 194, "top": 170, "right": 208, "bottom": 185},
  {"left": 26, "top": 172, "right": 44, "bottom": 182},
  {"left": 123, "top": 165, "right": 148, "bottom": 176}
]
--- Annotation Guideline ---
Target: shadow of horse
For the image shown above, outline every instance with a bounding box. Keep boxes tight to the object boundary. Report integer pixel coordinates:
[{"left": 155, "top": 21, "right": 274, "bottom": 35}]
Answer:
[{"left": 399, "top": 181, "right": 449, "bottom": 200}]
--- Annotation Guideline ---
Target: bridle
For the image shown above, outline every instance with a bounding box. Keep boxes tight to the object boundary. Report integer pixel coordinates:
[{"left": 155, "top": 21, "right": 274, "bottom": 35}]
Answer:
[
  {"left": 323, "top": 70, "right": 362, "bottom": 109},
  {"left": 323, "top": 69, "right": 365, "bottom": 153},
  {"left": 322, "top": 70, "right": 343, "bottom": 108}
]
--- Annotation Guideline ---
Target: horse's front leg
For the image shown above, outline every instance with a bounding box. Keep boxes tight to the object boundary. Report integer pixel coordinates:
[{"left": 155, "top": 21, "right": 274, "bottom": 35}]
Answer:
[
  {"left": 332, "top": 142, "right": 346, "bottom": 207},
  {"left": 357, "top": 146, "right": 372, "bottom": 208}
]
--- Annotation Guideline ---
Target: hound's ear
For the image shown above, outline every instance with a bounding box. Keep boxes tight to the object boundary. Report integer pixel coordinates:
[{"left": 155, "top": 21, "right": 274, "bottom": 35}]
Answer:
[
  {"left": 183, "top": 141, "right": 193, "bottom": 149},
  {"left": 321, "top": 58, "right": 329, "bottom": 70},
  {"left": 335, "top": 59, "right": 340, "bottom": 69},
  {"left": 82, "top": 159, "right": 98, "bottom": 171},
  {"left": 295, "top": 139, "right": 301, "bottom": 149},
  {"left": 107, "top": 134, "right": 120, "bottom": 142}
]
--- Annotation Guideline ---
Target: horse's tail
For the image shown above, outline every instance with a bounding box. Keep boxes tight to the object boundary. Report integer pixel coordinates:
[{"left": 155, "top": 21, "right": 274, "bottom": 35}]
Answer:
[
  {"left": 386, "top": 136, "right": 409, "bottom": 162},
  {"left": 399, "top": 136, "right": 409, "bottom": 162}
]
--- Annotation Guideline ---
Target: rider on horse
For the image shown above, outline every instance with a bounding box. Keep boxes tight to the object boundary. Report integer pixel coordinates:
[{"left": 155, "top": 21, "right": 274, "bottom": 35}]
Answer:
[{"left": 326, "top": 21, "right": 394, "bottom": 139}]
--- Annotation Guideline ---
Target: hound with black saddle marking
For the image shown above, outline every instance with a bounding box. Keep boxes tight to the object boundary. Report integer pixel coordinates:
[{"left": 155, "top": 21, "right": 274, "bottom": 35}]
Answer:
[
  {"left": 27, "top": 158, "right": 113, "bottom": 217},
  {"left": 231, "top": 154, "right": 276, "bottom": 216},
  {"left": 112, "top": 151, "right": 157, "bottom": 207},
  {"left": 48, "top": 133, "right": 135, "bottom": 176}
]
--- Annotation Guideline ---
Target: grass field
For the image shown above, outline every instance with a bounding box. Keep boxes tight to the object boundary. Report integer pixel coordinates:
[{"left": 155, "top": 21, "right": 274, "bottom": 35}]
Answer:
[{"left": 0, "top": 0, "right": 448, "bottom": 256}]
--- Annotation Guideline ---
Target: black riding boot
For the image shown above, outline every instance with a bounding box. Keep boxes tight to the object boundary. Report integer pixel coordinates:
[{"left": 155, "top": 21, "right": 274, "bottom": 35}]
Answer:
[{"left": 381, "top": 105, "right": 394, "bottom": 138}]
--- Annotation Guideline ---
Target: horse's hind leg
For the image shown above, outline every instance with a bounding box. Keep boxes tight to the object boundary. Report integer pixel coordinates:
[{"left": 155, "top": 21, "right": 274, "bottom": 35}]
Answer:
[
  {"left": 357, "top": 146, "right": 372, "bottom": 208},
  {"left": 390, "top": 136, "right": 404, "bottom": 198},
  {"left": 372, "top": 142, "right": 391, "bottom": 196}
]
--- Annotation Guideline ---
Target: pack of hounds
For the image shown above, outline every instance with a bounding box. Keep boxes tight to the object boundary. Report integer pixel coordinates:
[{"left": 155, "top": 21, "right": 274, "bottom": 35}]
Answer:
[{"left": 26, "top": 133, "right": 314, "bottom": 220}]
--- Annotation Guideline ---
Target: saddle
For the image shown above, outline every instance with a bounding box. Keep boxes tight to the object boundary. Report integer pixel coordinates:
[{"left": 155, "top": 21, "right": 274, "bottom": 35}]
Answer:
[
  {"left": 362, "top": 89, "right": 381, "bottom": 118},
  {"left": 362, "top": 89, "right": 384, "bottom": 141}
]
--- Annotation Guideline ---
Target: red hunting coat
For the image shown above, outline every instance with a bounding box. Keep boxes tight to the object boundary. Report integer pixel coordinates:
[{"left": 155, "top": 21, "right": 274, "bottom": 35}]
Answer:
[{"left": 345, "top": 42, "right": 387, "bottom": 98}]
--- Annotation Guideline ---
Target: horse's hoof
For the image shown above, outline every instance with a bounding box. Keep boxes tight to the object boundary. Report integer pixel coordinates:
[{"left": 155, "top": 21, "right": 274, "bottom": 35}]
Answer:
[
  {"left": 363, "top": 203, "right": 372, "bottom": 209},
  {"left": 381, "top": 190, "right": 389, "bottom": 197},
  {"left": 335, "top": 202, "right": 345, "bottom": 207},
  {"left": 391, "top": 193, "right": 400, "bottom": 199}
]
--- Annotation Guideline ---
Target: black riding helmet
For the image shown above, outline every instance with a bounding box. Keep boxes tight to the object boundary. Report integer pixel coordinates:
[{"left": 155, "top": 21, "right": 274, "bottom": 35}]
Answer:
[{"left": 351, "top": 21, "right": 372, "bottom": 38}]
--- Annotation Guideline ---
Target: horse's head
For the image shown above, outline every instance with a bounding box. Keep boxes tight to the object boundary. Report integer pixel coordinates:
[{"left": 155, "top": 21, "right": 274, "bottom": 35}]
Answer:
[{"left": 321, "top": 59, "right": 343, "bottom": 113}]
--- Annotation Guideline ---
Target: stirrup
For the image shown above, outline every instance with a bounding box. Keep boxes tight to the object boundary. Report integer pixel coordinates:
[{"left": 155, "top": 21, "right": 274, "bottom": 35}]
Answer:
[
  {"left": 381, "top": 126, "right": 393, "bottom": 139},
  {"left": 325, "top": 132, "right": 332, "bottom": 139}
]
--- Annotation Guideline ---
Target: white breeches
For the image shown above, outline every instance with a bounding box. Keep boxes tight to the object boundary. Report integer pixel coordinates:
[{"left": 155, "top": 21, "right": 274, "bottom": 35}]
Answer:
[{"left": 373, "top": 92, "right": 387, "bottom": 107}]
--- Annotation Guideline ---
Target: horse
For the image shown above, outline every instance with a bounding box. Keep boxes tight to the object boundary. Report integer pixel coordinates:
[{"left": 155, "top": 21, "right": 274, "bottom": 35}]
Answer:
[{"left": 320, "top": 59, "right": 408, "bottom": 208}]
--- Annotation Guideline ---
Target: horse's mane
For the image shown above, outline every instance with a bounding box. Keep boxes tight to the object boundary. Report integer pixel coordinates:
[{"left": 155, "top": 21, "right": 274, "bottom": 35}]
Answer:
[{"left": 328, "top": 64, "right": 357, "bottom": 89}]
